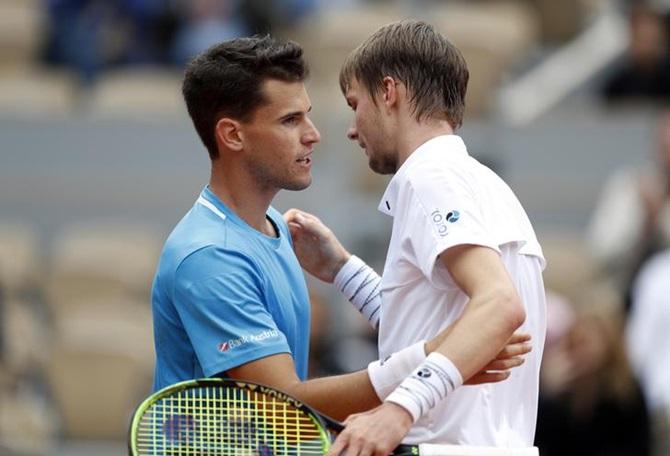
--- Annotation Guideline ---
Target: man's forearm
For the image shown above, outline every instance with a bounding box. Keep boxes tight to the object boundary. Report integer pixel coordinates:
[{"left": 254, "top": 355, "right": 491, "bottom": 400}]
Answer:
[
  {"left": 285, "top": 370, "right": 381, "bottom": 421},
  {"left": 431, "top": 288, "right": 524, "bottom": 382}
]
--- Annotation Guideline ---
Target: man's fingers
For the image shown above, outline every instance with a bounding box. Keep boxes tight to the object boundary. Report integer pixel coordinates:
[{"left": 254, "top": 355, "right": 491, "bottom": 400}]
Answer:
[
  {"left": 347, "top": 435, "right": 368, "bottom": 456},
  {"left": 284, "top": 208, "right": 312, "bottom": 225},
  {"left": 284, "top": 209, "right": 328, "bottom": 238},
  {"left": 467, "top": 356, "right": 525, "bottom": 385},
  {"left": 467, "top": 371, "right": 511, "bottom": 385},
  {"left": 486, "top": 356, "right": 525, "bottom": 371},
  {"left": 329, "top": 431, "right": 368, "bottom": 456},
  {"left": 283, "top": 208, "right": 300, "bottom": 223},
  {"left": 507, "top": 332, "right": 531, "bottom": 344},
  {"left": 328, "top": 433, "right": 348, "bottom": 456},
  {"left": 497, "top": 342, "right": 532, "bottom": 359},
  {"left": 302, "top": 212, "right": 321, "bottom": 223},
  {"left": 284, "top": 208, "right": 322, "bottom": 224}
]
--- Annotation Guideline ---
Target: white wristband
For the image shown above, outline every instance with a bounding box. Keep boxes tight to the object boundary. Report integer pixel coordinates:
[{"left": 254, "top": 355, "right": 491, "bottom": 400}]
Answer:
[
  {"left": 385, "top": 352, "right": 463, "bottom": 422},
  {"left": 334, "top": 255, "right": 382, "bottom": 329},
  {"left": 367, "top": 341, "right": 427, "bottom": 400}
]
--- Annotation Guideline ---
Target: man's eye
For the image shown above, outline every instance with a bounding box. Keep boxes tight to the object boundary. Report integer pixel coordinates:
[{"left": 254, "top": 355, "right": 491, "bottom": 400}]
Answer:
[{"left": 283, "top": 116, "right": 298, "bottom": 125}]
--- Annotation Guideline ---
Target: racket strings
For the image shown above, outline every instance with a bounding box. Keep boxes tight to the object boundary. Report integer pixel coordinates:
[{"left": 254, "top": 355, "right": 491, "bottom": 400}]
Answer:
[{"left": 134, "top": 385, "right": 327, "bottom": 455}]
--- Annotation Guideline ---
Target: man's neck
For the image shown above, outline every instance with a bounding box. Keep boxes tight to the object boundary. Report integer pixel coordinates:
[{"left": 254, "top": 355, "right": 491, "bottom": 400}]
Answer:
[
  {"left": 396, "top": 119, "right": 455, "bottom": 169},
  {"left": 209, "top": 167, "right": 278, "bottom": 236}
]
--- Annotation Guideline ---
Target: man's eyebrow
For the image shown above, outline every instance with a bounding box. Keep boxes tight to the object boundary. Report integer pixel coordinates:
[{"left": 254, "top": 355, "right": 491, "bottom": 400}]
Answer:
[{"left": 278, "top": 106, "right": 312, "bottom": 120}]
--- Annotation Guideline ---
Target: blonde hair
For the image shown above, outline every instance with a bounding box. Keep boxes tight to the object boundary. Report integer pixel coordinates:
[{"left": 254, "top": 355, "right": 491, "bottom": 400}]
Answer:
[{"left": 339, "top": 20, "right": 469, "bottom": 129}]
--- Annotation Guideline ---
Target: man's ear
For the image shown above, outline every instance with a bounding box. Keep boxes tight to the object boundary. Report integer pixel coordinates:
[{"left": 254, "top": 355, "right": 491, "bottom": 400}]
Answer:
[
  {"left": 381, "top": 76, "right": 399, "bottom": 109},
  {"left": 215, "top": 117, "right": 244, "bottom": 152}
]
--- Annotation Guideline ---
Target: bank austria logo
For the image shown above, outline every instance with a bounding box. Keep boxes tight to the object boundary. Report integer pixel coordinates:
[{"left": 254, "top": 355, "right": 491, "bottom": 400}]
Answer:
[
  {"left": 218, "top": 329, "right": 280, "bottom": 353},
  {"left": 430, "top": 209, "right": 460, "bottom": 237}
]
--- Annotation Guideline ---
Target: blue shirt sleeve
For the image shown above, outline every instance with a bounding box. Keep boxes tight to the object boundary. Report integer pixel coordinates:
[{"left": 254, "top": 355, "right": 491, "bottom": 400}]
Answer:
[{"left": 173, "top": 246, "right": 292, "bottom": 377}]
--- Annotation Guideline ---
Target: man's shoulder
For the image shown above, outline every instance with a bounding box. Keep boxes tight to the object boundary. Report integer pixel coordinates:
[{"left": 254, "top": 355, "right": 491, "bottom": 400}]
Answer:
[
  {"left": 401, "top": 154, "right": 474, "bottom": 200},
  {"left": 165, "top": 206, "right": 226, "bottom": 252},
  {"left": 160, "top": 206, "right": 249, "bottom": 275}
]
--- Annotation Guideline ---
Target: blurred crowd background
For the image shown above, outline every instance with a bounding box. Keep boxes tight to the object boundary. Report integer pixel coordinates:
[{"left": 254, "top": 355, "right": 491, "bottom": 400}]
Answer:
[{"left": 1, "top": 0, "right": 670, "bottom": 454}]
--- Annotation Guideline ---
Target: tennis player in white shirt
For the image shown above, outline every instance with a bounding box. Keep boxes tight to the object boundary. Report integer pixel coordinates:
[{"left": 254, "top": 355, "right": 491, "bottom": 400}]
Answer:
[{"left": 285, "top": 20, "right": 547, "bottom": 456}]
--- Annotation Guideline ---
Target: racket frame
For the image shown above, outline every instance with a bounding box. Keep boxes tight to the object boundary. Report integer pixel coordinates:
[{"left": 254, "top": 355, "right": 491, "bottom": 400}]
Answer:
[{"left": 128, "top": 378, "right": 335, "bottom": 455}]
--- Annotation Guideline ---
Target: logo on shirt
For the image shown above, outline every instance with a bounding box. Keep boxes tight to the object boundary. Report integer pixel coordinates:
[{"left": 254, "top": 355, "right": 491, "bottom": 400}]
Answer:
[
  {"left": 447, "top": 210, "right": 460, "bottom": 223},
  {"left": 431, "top": 209, "right": 460, "bottom": 237},
  {"left": 217, "top": 329, "right": 280, "bottom": 353}
]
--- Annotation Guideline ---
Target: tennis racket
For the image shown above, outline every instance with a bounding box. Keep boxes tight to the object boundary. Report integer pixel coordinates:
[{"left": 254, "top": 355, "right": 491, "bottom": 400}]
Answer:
[
  {"left": 129, "top": 378, "right": 539, "bottom": 456},
  {"left": 128, "top": 377, "right": 428, "bottom": 455}
]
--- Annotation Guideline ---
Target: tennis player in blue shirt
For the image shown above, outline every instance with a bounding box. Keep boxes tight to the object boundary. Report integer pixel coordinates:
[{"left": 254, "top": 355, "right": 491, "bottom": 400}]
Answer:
[{"left": 151, "top": 34, "right": 531, "bottom": 422}]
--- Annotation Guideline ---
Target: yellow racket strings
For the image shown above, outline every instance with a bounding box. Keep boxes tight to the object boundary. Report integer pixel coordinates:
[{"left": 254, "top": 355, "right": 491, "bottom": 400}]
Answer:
[{"left": 134, "top": 384, "right": 328, "bottom": 455}]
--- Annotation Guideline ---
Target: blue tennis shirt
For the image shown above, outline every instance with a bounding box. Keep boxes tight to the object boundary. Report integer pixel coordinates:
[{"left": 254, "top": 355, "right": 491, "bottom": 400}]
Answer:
[{"left": 151, "top": 187, "right": 311, "bottom": 391}]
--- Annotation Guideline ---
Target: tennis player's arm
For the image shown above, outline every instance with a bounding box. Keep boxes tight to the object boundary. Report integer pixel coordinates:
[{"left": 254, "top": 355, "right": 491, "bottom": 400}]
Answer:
[
  {"left": 429, "top": 244, "right": 525, "bottom": 381},
  {"left": 225, "top": 353, "right": 380, "bottom": 421},
  {"left": 224, "top": 310, "right": 530, "bottom": 422}
]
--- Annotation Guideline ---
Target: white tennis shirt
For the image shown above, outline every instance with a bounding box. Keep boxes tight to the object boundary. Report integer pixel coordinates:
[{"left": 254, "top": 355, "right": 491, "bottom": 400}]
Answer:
[{"left": 377, "top": 135, "right": 547, "bottom": 447}]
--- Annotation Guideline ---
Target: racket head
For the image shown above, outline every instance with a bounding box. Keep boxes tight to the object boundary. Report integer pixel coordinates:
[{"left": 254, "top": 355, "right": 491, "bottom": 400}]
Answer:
[{"left": 128, "top": 378, "right": 333, "bottom": 455}]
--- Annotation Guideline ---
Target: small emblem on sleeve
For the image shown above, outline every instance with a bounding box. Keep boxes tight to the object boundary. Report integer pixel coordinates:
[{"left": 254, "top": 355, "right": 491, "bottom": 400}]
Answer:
[
  {"left": 430, "top": 209, "right": 460, "bottom": 236},
  {"left": 217, "top": 329, "right": 280, "bottom": 353},
  {"left": 446, "top": 210, "right": 460, "bottom": 222}
]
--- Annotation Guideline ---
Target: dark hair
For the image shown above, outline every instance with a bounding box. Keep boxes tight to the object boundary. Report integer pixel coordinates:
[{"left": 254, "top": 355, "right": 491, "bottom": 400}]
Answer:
[
  {"left": 339, "top": 20, "right": 468, "bottom": 129},
  {"left": 182, "top": 35, "right": 308, "bottom": 159}
]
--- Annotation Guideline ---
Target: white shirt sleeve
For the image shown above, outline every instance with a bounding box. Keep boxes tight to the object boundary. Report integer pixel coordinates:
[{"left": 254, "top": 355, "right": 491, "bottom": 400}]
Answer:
[{"left": 404, "top": 165, "right": 500, "bottom": 287}]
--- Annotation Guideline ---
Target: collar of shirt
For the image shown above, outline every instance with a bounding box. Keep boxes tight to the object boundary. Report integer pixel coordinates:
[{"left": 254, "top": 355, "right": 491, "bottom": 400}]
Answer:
[
  {"left": 197, "top": 186, "right": 230, "bottom": 221},
  {"left": 197, "top": 186, "right": 283, "bottom": 245},
  {"left": 378, "top": 135, "right": 469, "bottom": 217}
]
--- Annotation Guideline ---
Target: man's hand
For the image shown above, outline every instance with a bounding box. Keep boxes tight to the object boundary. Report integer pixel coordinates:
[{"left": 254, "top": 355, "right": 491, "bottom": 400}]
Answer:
[
  {"left": 284, "top": 208, "right": 350, "bottom": 283},
  {"left": 466, "top": 331, "right": 531, "bottom": 385},
  {"left": 328, "top": 402, "right": 412, "bottom": 456},
  {"left": 426, "top": 329, "right": 531, "bottom": 385}
]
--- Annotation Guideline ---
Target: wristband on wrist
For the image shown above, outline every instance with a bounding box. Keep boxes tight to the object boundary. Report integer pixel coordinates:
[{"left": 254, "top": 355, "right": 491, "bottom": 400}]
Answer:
[
  {"left": 367, "top": 341, "right": 427, "bottom": 400},
  {"left": 333, "top": 255, "right": 382, "bottom": 329},
  {"left": 385, "top": 352, "right": 464, "bottom": 422}
]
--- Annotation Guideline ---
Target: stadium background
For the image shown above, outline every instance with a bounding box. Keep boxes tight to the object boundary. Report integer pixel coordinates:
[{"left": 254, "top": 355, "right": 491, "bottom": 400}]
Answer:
[{"left": 0, "top": 0, "right": 668, "bottom": 454}]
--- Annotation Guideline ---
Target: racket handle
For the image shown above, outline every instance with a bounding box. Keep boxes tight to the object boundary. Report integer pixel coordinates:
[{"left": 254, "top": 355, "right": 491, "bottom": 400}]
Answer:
[{"left": 392, "top": 444, "right": 420, "bottom": 455}]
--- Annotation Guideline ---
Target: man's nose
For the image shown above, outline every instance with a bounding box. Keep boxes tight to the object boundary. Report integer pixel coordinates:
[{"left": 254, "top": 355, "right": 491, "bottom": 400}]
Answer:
[{"left": 304, "top": 118, "right": 321, "bottom": 144}]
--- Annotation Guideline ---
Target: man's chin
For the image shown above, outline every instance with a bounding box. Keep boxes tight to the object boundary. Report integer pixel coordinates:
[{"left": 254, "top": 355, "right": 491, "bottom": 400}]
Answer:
[
  {"left": 369, "top": 158, "right": 395, "bottom": 176},
  {"left": 284, "top": 177, "right": 312, "bottom": 191}
]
